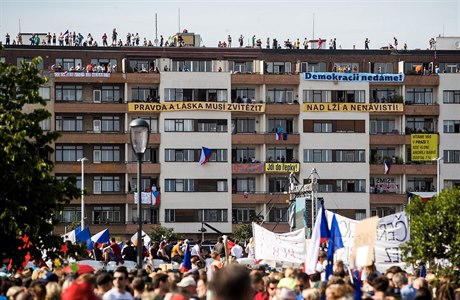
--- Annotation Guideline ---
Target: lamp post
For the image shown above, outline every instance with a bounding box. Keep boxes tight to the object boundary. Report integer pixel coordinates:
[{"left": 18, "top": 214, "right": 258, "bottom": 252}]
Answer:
[
  {"left": 433, "top": 157, "right": 443, "bottom": 195},
  {"left": 77, "top": 157, "right": 88, "bottom": 231},
  {"left": 129, "top": 118, "right": 150, "bottom": 270}
]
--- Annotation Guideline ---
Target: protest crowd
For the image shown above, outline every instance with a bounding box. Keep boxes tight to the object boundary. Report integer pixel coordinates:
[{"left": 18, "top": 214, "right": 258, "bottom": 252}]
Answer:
[{"left": 1, "top": 233, "right": 459, "bottom": 300}]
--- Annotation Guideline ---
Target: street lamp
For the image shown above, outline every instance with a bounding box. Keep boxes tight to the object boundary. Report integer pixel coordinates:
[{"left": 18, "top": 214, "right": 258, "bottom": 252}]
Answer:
[
  {"left": 77, "top": 157, "right": 88, "bottom": 231},
  {"left": 129, "top": 118, "right": 150, "bottom": 270},
  {"left": 432, "top": 157, "right": 443, "bottom": 195}
]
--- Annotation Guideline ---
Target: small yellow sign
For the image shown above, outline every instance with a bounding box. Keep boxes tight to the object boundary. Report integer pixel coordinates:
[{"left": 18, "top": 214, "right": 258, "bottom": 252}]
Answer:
[
  {"left": 265, "top": 163, "right": 300, "bottom": 173},
  {"left": 128, "top": 102, "right": 265, "bottom": 113},
  {"left": 411, "top": 134, "right": 438, "bottom": 161},
  {"left": 302, "top": 103, "right": 403, "bottom": 113}
]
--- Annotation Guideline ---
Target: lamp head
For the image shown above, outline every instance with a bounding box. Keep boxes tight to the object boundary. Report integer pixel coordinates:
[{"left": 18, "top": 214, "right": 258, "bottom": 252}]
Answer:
[{"left": 129, "top": 118, "right": 150, "bottom": 156}]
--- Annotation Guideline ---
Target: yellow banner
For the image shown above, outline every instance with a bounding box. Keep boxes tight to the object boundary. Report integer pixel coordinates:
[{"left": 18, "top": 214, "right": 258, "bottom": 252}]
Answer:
[
  {"left": 302, "top": 103, "right": 403, "bottom": 113},
  {"left": 265, "top": 163, "right": 300, "bottom": 172},
  {"left": 411, "top": 134, "right": 438, "bottom": 161},
  {"left": 128, "top": 102, "right": 265, "bottom": 113}
]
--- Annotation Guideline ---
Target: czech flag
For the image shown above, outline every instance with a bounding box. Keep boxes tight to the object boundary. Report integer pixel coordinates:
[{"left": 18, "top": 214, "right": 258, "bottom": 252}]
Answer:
[
  {"left": 199, "top": 147, "right": 213, "bottom": 165},
  {"left": 152, "top": 191, "right": 161, "bottom": 206},
  {"left": 305, "top": 203, "right": 330, "bottom": 274},
  {"left": 180, "top": 242, "right": 192, "bottom": 273},
  {"left": 384, "top": 160, "right": 391, "bottom": 175}
]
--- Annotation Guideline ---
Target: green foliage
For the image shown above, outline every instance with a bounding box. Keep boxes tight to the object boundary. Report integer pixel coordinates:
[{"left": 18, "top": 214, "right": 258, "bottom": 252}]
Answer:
[
  {"left": 0, "top": 57, "right": 81, "bottom": 270},
  {"left": 150, "top": 225, "right": 184, "bottom": 242},
  {"left": 401, "top": 188, "right": 460, "bottom": 274},
  {"left": 232, "top": 224, "right": 253, "bottom": 242}
]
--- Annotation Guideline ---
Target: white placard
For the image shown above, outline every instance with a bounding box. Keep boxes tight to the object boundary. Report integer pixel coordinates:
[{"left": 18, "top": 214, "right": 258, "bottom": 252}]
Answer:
[{"left": 134, "top": 192, "right": 152, "bottom": 204}]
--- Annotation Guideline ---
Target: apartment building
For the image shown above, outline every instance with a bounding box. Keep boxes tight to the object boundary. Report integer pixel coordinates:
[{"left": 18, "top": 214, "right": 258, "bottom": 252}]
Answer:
[{"left": 2, "top": 44, "right": 459, "bottom": 239}]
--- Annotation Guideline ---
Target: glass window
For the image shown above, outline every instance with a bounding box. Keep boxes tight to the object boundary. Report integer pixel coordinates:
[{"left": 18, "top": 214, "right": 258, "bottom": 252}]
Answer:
[
  {"left": 56, "top": 115, "right": 83, "bottom": 132},
  {"left": 443, "top": 90, "right": 460, "bottom": 104},
  {"left": 93, "top": 176, "right": 120, "bottom": 192},
  {"left": 406, "top": 88, "right": 433, "bottom": 105},
  {"left": 370, "top": 119, "right": 396, "bottom": 134},
  {"left": 55, "top": 85, "right": 83, "bottom": 102},
  {"left": 39, "top": 87, "right": 51, "bottom": 100},
  {"left": 444, "top": 150, "right": 460, "bottom": 163},
  {"left": 55, "top": 58, "right": 82, "bottom": 71},
  {"left": 55, "top": 145, "right": 83, "bottom": 162},
  {"left": 443, "top": 120, "right": 460, "bottom": 133},
  {"left": 235, "top": 177, "right": 256, "bottom": 193}
]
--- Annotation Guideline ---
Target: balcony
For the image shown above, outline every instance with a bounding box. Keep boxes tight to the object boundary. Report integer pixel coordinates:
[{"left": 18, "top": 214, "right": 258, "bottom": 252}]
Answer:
[
  {"left": 54, "top": 162, "right": 127, "bottom": 174},
  {"left": 369, "top": 163, "right": 436, "bottom": 175},
  {"left": 55, "top": 102, "right": 127, "bottom": 113},
  {"left": 53, "top": 72, "right": 126, "bottom": 84},
  {"left": 231, "top": 73, "right": 300, "bottom": 85},
  {"left": 69, "top": 193, "right": 130, "bottom": 205},
  {"left": 57, "top": 132, "right": 128, "bottom": 144},
  {"left": 126, "top": 73, "right": 160, "bottom": 84},
  {"left": 404, "top": 75, "right": 439, "bottom": 86},
  {"left": 370, "top": 193, "right": 407, "bottom": 205},
  {"left": 403, "top": 104, "right": 439, "bottom": 116},
  {"left": 370, "top": 133, "right": 406, "bottom": 145},
  {"left": 126, "top": 162, "right": 161, "bottom": 174},
  {"left": 264, "top": 133, "right": 300, "bottom": 144},
  {"left": 232, "top": 132, "right": 300, "bottom": 145},
  {"left": 265, "top": 103, "right": 300, "bottom": 115},
  {"left": 232, "top": 193, "right": 289, "bottom": 205}
]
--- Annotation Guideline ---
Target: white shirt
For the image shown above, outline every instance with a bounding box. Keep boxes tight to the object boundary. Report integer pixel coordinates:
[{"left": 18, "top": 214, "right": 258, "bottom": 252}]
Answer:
[
  {"left": 231, "top": 244, "right": 244, "bottom": 259},
  {"left": 191, "top": 244, "right": 201, "bottom": 256},
  {"left": 103, "top": 288, "right": 134, "bottom": 300}
]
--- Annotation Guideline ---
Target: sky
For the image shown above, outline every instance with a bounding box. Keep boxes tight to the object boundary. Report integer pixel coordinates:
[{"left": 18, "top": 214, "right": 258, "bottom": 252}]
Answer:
[{"left": 0, "top": 0, "right": 459, "bottom": 50}]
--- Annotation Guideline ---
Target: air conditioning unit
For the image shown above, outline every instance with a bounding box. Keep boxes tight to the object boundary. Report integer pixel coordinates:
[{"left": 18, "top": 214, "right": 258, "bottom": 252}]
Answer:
[
  {"left": 93, "top": 120, "right": 101, "bottom": 133},
  {"left": 93, "top": 90, "right": 102, "bottom": 103}
]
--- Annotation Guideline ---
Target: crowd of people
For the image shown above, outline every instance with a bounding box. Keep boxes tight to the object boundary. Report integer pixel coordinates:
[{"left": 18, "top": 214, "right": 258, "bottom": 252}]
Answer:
[{"left": 1, "top": 235, "right": 459, "bottom": 300}]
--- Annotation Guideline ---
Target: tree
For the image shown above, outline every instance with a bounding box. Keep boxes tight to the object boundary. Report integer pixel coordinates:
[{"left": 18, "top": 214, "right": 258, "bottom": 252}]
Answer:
[
  {"left": 401, "top": 187, "right": 460, "bottom": 273},
  {"left": 0, "top": 56, "right": 81, "bottom": 270},
  {"left": 150, "top": 225, "right": 184, "bottom": 242},
  {"left": 232, "top": 224, "right": 253, "bottom": 242}
]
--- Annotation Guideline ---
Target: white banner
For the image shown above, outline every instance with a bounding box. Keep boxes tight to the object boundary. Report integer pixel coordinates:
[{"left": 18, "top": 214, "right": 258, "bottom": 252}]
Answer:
[
  {"left": 134, "top": 192, "right": 152, "bottom": 205},
  {"left": 253, "top": 223, "right": 306, "bottom": 264},
  {"left": 326, "top": 211, "right": 409, "bottom": 272}
]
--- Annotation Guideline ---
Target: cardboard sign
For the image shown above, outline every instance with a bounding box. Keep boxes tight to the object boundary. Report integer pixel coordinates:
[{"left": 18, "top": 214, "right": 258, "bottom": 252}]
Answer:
[{"left": 350, "top": 216, "right": 379, "bottom": 268}]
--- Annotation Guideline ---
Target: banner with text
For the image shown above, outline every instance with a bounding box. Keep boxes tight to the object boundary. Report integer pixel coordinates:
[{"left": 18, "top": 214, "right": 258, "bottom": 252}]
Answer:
[
  {"left": 265, "top": 162, "right": 300, "bottom": 173},
  {"left": 410, "top": 134, "right": 438, "bottom": 161},
  {"left": 304, "top": 72, "right": 404, "bottom": 82},
  {"left": 302, "top": 103, "right": 403, "bottom": 113},
  {"left": 253, "top": 223, "right": 306, "bottom": 264},
  {"left": 134, "top": 192, "right": 152, "bottom": 205},
  {"left": 128, "top": 102, "right": 265, "bottom": 113},
  {"left": 326, "top": 211, "right": 409, "bottom": 272}
]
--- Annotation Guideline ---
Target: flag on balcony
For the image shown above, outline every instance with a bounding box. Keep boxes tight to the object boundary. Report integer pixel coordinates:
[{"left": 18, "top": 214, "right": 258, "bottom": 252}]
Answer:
[
  {"left": 275, "top": 126, "right": 283, "bottom": 141},
  {"left": 384, "top": 160, "right": 391, "bottom": 174},
  {"left": 283, "top": 132, "right": 288, "bottom": 140},
  {"left": 199, "top": 147, "right": 213, "bottom": 165},
  {"left": 275, "top": 132, "right": 281, "bottom": 140},
  {"left": 152, "top": 191, "right": 161, "bottom": 206}
]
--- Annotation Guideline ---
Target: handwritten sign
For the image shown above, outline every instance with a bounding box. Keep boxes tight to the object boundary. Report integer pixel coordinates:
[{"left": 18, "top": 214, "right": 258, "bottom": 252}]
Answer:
[
  {"left": 133, "top": 192, "right": 152, "bottom": 205},
  {"left": 232, "top": 163, "right": 264, "bottom": 173},
  {"left": 253, "top": 223, "right": 306, "bottom": 264},
  {"left": 351, "top": 216, "right": 379, "bottom": 268}
]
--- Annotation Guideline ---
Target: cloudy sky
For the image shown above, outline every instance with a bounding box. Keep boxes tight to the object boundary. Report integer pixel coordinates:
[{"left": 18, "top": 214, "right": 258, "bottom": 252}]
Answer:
[{"left": 1, "top": 0, "right": 459, "bottom": 49}]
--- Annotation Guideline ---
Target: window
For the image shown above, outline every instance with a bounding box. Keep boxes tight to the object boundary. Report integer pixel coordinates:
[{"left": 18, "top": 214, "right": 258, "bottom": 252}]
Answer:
[
  {"left": 39, "top": 86, "right": 51, "bottom": 101},
  {"left": 171, "top": 60, "right": 212, "bottom": 72},
  {"left": 300, "top": 62, "right": 327, "bottom": 72},
  {"left": 304, "top": 149, "right": 332, "bottom": 163},
  {"left": 335, "top": 150, "right": 366, "bottom": 162},
  {"left": 55, "top": 85, "right": 83, "bottom": 102},
  {"left": 267, "top": 148, "right": 294, "bottom": 163},
  {"left": 164, "top": 119, "right": 193, "bottom": 132},
  {"left": 210, "top": 150, "right": 228, "bottom": 163},
  {"left": 128, "top": 59, "right": 155, "bottom": 72},
  {"left": 268, "top": 207, "right": 288, "bottom": 223},
  {"left": 268, "top": 177, "right": 289, "bottom": 193},
  {"left": 164, "top": 179, "right": 227, "bottom": 192},
  {"left": 268, "top": 118, "right": 294, "bottom": 133},
  {"left": 267, "top": 88, "right": 294, "bottom": 103},
  {"left": 40, "top": 118, "right": 51, "bottom": 131},
  {"left": 443, "top": 90, "right": 460, "bottom": 104},
  {"left": 232, "top": 118, "right": 256, "bottom": 133},
  {"left": 197, "top": 119, "right": 228, "bottom": 132},
  {"left": 406, "top": 118, "right": 434, "bottom": 133},
  {"left": 90, "top": 58, "right": 117, "bottom": 70},
  {"left": 55, "top": 116, "right": 83, "bottom": 132},
  {"left": 229, "top": 61, "right": 253, "bottom": 73},
  {"left": 336, "top": 179, "right": 366, "bottom": 192},
  {"left": 371, "top": 88, "right": 396, "bottom": 102},
  {"left": 235, "top": 177, "right": 256, "bottom": 193},
  {"left": 304, "top": 120, "right": 366, "bottom": 133},
  {"left": 314, "top": 121, "right": 333, "bottom": 133},
  {"left": 331, "top": 90, "right": 365, "bottom": 103},
  {"left": 56, "top": 58, "right": 82, "bottom": 71},
  {"left": 232, "top": 89, "right": 256, "bottom": 102},
  {"left": 60, "top": 207, "right": 81, "bottom": 223},
  {"left": 93, "top": 146, "right": 121, "bottom": 162},
  {"left": 303, "top": 90, "right": 329, "bottom": 103},
  {"left": 164, "top": 89, "right": 184, "bottom": 102},
  {"left": 130, "top": 207, "right": 159, "bottom": 224},
  {"left": 55, "top": 145, "right": 83, "bottom": 162},
  {"left": 165, "top": 179, "right": 195, "bottom": 192},
  {"left": 165, "top": 149, "right": 195, "bottom": 162},
  {"left": 17, "top": 58, "right": 44, "bottom": 69},
  {"left": 371, "top": 148, "right": 396, "bottom": 163},
  {"left": 131, "top": 87, "right": 158, "bottom": 102},
  {"left": 198, "top": 209, "right": 228, "bottom": 222},
  {"left": 355, "top": 210, "right": 367, "bottom": 220},
  {"left": 372, "top": 63, "right": 393, "bottom": 74},
  {"left": 165, "top": 209, "right": 176, "bottom": 222},
  {"left": 93, "top": 206, "right": 121, "bottom": 224},
  {"left": 438, "top": 63, "right": 460, "bottom": 73},
  {"left": 444, "top": 150, "right": 460, "bottom": 163},
  {"left": 443, "top": 120, "right": 460, "bottom": 133},
  {"left": 332, "top": 63, "right": 359, "bottom": 73},
  {"left": 232, "top": 148, "right": 256, "bottom": 163},
  {"left": 92, "top": 116, "right": 120, "bottom": 132},
  {"left": 96, "top": 86, "right": 121, "bottom": 103},
  {"left": 93, "top": 176, "right": 120, "bottom": 193},
  {"left": 406, "top": 88, "right": 433, "bottom": 105},
  {"left": 130, "top": 177, "right": 154, "bottom": 192},
  {"left": 371, "top": 207, "right": 396, "bottom": 218},
  {"left": 131, "top": 117, "right": 158, "bottom": 133},
  {"left": 370, "top": 119, "right": 396, "bottom": 134},
  {"left": 407, "top": 177, "right": 434, "bottom": 192},
  {"left": 56, "top": 175, "right": 82, "bottom": 189},
  {"left": 232, "top": 207, "right": 256, "bottom": 223},
  {"left": 266, "top": 62, "right": 292, "bottom": 74},
  {"left": 130, "top": 147, "right": 157, "bottom": 163}
]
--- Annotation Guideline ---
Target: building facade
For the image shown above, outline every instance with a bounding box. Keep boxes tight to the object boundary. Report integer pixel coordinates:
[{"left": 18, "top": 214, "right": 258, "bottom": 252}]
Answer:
[{"left": 2, "top": 45, "right": 460, "bottom": 240}]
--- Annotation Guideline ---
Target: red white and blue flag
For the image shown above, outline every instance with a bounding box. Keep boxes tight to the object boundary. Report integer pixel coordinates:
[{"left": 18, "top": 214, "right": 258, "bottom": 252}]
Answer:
[
  {"left": 152, "top": 191, "right": 161, "bottom": 206},
  {"left": 384, "top": 160, "right": 391, "bottom": 175},
  {"left": 305, "top": 203, "right": 330, "bottom": 274},
  {"left": 199, "top": 147, "right": 213, "bottom": 165},
  {"left": 180, "top": 242, "right": 192, "bottom": 273}
]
